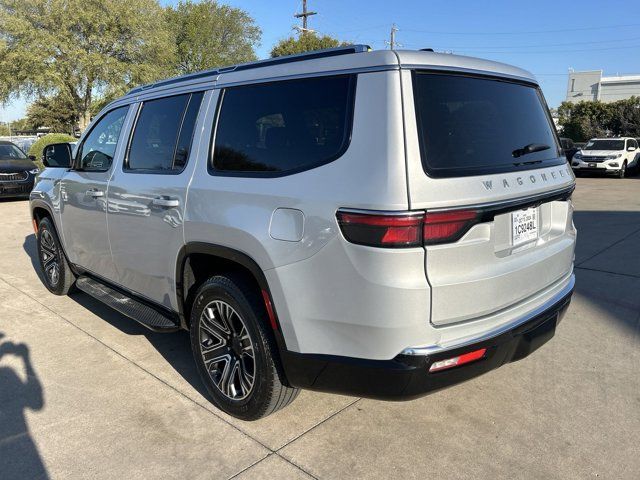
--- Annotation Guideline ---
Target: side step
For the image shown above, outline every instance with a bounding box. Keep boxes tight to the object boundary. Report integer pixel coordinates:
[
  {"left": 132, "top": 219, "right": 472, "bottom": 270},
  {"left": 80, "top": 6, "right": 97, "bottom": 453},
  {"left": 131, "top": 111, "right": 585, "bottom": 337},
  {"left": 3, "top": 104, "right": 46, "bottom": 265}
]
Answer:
[{"left": 76, "top": 276, "right": 180, "bottom": 332}]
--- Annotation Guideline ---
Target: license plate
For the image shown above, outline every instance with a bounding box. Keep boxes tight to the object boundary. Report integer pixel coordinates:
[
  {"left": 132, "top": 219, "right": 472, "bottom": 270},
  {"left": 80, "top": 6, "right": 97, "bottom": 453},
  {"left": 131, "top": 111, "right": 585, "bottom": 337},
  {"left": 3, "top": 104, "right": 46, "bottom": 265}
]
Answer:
[{"left": 512, "top": 208, "right": 538, "bottom": 247}]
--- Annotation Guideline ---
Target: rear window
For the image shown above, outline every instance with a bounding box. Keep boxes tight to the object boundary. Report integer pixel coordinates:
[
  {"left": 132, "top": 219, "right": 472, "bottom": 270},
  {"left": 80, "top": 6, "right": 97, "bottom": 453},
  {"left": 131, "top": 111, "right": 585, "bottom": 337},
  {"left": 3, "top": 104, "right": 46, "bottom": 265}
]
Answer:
[
  {"left": 413, "top": 72, "right": 564, "bottom": 178},
  {"left": 211, "top": 75, "right": 355, "bottom": 176}
]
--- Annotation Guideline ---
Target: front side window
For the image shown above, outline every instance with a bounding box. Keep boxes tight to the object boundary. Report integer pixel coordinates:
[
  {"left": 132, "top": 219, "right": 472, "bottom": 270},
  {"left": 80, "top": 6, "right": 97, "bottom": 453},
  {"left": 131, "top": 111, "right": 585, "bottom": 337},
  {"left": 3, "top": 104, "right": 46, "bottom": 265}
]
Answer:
[
  {"left": 77, "top": 106, "right": 129, "bottom": 172},
  {"left": 583, "top": 139, "right": 625, "bottom": 151},
  {"left": 413, "top": 72, "right": 564, "bottom": 178},
  {"left": 126, "top": 92, "right": 203, "bottom": 172},
  {"left": 212, "top": 75, "right": 355, "bottom": 175},
  {"left": 627, "top": 139, "right": 638, "bottom": 149}
]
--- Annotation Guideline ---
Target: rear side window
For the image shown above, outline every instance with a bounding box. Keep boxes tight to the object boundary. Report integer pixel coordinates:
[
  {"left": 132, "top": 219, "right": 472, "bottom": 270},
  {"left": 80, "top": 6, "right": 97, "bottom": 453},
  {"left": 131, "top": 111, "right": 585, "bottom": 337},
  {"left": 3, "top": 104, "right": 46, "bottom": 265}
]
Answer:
[
  {"left": 126, "top": 92, "right": 203, "bottom": 172},
  {"left": 212, "top": 75, "right": 355, "bottom": 175},
  {"left": 413, "top": 72, "right": 564, "bottom": 178}
]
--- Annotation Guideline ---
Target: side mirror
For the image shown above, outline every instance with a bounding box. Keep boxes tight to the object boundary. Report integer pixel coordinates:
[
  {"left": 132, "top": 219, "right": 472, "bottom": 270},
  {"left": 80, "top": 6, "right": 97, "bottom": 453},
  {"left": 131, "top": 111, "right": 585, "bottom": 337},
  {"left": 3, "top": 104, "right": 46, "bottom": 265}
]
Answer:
[
  {"left": 43, "top": 143, "right": 73, "bottom": 168},
  {"left": 627, "top": 146, "right": 637, "bottom": 152},
  {"left": 28, "top": 154, "right": 37, "bottom": 161}
]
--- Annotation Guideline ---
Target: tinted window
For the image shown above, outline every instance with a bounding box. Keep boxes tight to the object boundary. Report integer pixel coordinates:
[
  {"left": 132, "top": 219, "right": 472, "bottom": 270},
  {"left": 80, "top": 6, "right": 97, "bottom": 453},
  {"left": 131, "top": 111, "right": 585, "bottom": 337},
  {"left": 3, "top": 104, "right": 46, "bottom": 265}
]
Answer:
[
  {"left": 413, "top": 73, "right": 563, "bottom": 177},
  {"left": 628, "top": 139, "right": 637, "bottom": 149},
  {"left": 212, "top": 75, "right": 354, "bottom": 174},
  {"left": 174, "top": 92, "right": 204, "bottom": 169},
  {"left": 128, "top": 95, "right": 189, "bottom": 171},
  {"left": 78, "top": 106, "right": 128, "bottom": 171}
]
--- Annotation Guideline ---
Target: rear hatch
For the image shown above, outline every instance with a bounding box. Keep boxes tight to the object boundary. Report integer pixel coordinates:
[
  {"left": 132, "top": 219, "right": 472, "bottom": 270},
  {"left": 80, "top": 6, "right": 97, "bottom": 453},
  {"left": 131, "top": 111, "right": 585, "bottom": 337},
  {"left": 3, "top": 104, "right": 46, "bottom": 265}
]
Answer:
[{"left": 402, "top": 67, "right": 576, "bottom": 327}]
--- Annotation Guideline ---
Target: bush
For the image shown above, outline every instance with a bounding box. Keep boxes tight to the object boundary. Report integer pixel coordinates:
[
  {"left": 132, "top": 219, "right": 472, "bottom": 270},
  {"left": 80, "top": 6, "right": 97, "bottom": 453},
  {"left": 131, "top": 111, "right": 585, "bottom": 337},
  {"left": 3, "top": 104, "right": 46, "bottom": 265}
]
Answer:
[{"left": 28, "top": 133, "right": 76, "bottom": 169}]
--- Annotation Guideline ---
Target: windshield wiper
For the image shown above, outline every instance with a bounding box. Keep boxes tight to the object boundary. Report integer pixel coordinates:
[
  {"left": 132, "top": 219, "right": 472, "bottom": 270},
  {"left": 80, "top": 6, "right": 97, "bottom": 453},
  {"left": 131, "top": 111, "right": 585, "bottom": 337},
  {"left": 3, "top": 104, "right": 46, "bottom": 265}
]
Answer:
[{"left": 512, "top": 143, "right": 550, "bottom": 159}]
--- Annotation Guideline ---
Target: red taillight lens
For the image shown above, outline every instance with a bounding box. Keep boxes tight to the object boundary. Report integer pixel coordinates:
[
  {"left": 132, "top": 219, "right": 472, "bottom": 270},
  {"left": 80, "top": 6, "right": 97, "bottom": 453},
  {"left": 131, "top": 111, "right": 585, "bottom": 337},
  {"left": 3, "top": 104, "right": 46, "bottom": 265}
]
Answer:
[
  {"left": 336, "top": 211, "right": 423, "bottom": 248},
  {"left": 337, "top": 208, "right": 480, "bottom": 248},
  {"left": 423, "top": 209, "right": 478, "bottom": 245}
]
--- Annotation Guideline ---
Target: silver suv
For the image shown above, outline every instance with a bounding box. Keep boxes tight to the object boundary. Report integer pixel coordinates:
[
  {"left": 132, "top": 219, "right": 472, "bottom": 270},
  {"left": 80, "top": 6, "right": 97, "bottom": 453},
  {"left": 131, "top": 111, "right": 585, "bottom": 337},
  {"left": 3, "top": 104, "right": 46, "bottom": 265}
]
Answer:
[{"left": 30, "top": 46, "right": 576, "bottom": 420}]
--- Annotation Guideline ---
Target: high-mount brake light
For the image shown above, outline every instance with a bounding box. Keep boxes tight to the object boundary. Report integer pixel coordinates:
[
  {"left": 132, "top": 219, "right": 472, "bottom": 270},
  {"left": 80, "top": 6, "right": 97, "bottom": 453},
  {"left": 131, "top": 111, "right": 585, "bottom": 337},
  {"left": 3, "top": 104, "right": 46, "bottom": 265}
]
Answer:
[
  {"left": 336, "top": 211, "right": 423, "bottom": 248},
  {"left": 337, "top": 208, "right": 480, "bottom": 248}
]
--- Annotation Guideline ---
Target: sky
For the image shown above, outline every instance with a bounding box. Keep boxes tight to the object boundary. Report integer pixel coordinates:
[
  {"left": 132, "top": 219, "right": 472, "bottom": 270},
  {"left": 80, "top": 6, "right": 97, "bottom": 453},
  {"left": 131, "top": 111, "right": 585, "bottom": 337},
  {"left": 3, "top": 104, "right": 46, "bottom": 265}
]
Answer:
[{"left": 2, "top": 0, "right": 640, "bottom": 122}]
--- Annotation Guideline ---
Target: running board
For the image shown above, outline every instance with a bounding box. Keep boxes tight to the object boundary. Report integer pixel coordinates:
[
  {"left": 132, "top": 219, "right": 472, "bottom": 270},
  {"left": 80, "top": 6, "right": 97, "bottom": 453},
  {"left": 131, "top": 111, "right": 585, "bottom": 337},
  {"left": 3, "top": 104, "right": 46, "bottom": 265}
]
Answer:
[{"left": 76, "top": 276, "right": 180, "bottom": 332}]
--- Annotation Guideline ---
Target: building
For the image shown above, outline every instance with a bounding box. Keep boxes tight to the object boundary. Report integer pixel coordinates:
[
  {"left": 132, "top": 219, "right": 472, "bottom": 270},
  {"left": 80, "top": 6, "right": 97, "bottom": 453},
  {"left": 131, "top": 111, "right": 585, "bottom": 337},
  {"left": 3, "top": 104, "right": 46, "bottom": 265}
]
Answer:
[{"left": 566, "top": 69, "right": 640, "bottom": 103}]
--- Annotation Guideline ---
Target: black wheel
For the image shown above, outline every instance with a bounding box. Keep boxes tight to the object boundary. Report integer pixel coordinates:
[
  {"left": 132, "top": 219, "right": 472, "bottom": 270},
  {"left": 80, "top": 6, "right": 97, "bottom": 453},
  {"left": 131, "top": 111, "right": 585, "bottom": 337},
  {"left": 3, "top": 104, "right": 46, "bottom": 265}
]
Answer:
[
  {"left": 190, "top": 275, "right": 299, "bottom": 420},
  {"left": 37, "top": 217, "right": 76, "bottom": 295},
  {"left": 618, "top": 162, "right": 627, "bottom": 178}
]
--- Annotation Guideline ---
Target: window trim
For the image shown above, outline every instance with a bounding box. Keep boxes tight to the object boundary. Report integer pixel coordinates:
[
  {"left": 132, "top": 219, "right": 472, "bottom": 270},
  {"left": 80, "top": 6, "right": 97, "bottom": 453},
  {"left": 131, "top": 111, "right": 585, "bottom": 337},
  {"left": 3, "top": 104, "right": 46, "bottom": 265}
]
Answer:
[
  {"left": 74, "top": 105, "right": 130, "bottom": 173},
  {"left": 411, "top": 70, "right": 567, "bottom": 179},
  {"left": 122, "top": 92, "right": 203, "bottom": 175},
  {"left": 207, "top": 73, "right": 358, "bottom": 178}
]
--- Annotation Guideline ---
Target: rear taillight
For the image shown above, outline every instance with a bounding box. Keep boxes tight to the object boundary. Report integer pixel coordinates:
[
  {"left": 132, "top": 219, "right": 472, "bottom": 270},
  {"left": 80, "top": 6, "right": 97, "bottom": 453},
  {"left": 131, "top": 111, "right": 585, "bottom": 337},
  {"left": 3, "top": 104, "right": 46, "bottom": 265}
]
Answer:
[
  {"left": 336, "top": 211, "right": 423, "bottom": 248},
  {"left": 337, "top": 208, "right": 479, "bottom": 247},
  {"left": 423, "top": 209, "right": 478, "bottom": 245}
]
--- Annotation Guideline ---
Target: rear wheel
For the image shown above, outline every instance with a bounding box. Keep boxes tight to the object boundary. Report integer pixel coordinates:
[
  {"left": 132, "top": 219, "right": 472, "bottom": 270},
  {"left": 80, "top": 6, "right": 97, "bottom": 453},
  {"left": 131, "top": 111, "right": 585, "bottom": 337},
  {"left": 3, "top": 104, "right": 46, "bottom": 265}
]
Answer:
[
  {"left": 190, "top": 275, "right": 299, "bottom": 420},
  {"left": 37, "top": 217, "right": 75, "bottom": 295}
]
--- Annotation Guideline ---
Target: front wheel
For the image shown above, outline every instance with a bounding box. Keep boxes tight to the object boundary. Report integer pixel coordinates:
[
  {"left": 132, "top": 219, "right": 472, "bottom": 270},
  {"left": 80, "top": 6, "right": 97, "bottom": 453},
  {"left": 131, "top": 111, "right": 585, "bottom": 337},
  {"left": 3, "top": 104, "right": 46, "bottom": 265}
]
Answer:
[
  {"left": 618, "top": 162, "right": 627, "bottom": 178},
  {"left": 190, "top": 275, "right": 299, "bottom": 420},
  {"left": 37, "top": 217, "right": 75, "bottom": 295}
]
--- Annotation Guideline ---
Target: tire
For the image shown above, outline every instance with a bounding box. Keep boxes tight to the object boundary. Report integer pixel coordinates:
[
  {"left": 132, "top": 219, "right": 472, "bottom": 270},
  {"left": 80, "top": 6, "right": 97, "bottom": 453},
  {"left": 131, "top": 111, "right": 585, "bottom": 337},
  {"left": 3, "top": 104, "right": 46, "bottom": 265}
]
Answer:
[
  {"left": 36, "top": 217, "right": 76, "bottom": 295},
  {"left": 618, "top": 162, "right": 627, "bottom": 179},
  {"left": 190, "top": 275, "right": 299, "bottom": 420}
]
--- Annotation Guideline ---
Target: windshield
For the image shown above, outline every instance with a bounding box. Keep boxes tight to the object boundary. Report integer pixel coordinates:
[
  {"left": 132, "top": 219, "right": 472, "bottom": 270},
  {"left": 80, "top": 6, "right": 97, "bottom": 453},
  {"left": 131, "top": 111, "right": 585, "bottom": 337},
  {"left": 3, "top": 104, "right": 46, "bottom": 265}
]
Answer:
[
  {"left": 0, "top": 143, "right": 27, "bottom": 159},
  {"left": 583, "top": 139, "right": 624, "bottom": 151},
  {"left": 413, "top": 72, "right": 563, "bottom": 177}
]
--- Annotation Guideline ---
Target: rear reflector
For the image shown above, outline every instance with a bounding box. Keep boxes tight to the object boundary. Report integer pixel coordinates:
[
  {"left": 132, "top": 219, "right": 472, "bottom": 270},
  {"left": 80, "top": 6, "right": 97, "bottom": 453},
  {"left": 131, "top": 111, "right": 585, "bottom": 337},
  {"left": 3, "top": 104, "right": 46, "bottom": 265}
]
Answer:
[
  {"left": 336, "top": 211, "right": 423, "bottom": 248},
  {"left": 336, "top": 208, "right": 480, "bottom": 248},
  {"left": 428, "top": 348, "right": 486, "bottom": 372}
]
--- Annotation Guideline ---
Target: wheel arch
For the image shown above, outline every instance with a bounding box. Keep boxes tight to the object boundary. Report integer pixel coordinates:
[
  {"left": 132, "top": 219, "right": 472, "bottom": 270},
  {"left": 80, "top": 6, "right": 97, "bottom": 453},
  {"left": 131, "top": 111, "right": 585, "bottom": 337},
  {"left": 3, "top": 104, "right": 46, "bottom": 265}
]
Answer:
[{"left": 176, "top": 243, "right": 284, "bottom": 340}]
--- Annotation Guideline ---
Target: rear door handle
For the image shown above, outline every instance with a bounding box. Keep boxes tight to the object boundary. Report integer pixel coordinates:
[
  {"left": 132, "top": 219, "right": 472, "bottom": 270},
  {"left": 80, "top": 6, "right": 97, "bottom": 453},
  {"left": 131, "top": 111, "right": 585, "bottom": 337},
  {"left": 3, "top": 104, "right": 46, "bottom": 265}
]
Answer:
[
  {"left": 152, "top": 197, "right": 179, "bottom": 208},
  {"left": 86, "top": 189, "right": 104, "bottom": 198}
]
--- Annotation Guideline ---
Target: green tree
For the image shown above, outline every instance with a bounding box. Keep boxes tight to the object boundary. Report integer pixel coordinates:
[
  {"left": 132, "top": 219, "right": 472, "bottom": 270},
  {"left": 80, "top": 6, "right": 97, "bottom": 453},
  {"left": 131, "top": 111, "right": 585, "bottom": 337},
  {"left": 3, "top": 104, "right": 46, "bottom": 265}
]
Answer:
[
  {"left": 270, "top": 32, "right": 351, "bottom": 58},
  {"left": 0, "top": 0, "right": 176, "bottom": 131},
  {"left": 0, "top": 123, "right": 10, "bottom": 136},
  {"left": 167, "top": 0, "right": 261, "bottom": 74},
  {"left": 607, "top": 96, "right": 640, "bottom": 138},
  {"left": 25, "top": 93, "right": 80, "bottom": 135},
  {"left": 557, "top": 101, "right": 612, "bottom": 141}
]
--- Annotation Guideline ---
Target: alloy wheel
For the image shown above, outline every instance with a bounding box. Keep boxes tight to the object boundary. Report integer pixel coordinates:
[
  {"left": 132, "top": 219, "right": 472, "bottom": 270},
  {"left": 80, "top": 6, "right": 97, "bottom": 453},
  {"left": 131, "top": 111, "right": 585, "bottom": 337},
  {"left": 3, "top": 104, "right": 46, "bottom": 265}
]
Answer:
[
  {"left": 40, "top": 229, "right": 60, "bottom": 287},
  {"left": 198, "top": 300, "right": 255, "bottom": 400}
]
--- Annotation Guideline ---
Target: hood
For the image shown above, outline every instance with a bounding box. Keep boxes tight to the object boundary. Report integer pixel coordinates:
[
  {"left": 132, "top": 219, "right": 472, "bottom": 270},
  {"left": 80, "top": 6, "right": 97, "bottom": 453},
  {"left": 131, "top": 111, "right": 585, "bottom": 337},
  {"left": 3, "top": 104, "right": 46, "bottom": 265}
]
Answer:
[
  {"left": 579, "top": 150, "right": 622, "bottom": 157},
  {"left": 0, "top": 158, "right": 38, "bottom": 173}
]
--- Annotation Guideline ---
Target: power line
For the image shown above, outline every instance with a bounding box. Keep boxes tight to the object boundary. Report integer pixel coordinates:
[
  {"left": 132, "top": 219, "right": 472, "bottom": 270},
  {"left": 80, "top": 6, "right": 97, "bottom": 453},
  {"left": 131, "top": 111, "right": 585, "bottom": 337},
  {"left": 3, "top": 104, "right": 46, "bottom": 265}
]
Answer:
[
  {"left": 422, "top": 36, "right": 640, "bottom": 51},
  {"left": 401, "top": 22, "right": 640, "bottom": 36},
  {"left": 386, "top": 24, "right": 400, "bottom": 50}
]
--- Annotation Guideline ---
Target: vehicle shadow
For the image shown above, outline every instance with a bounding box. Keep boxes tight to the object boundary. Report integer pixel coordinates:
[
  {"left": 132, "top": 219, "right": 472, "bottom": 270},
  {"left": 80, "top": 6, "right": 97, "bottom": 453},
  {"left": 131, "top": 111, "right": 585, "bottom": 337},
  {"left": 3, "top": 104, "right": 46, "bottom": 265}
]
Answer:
[
  {"left": 0, "top": 332, "right": 49, "bottom": 479},
  {"left": 22, "top": 234, "right": 207, "bottom": 399},
  {"left": 572, "top": 210, "right": 640, "bottom": 340}
]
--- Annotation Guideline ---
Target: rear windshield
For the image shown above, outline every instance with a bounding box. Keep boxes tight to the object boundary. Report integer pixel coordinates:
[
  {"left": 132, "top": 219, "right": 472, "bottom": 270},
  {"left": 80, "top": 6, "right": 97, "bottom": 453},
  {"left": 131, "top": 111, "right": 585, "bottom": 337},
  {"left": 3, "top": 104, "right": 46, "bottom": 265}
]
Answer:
[
  {"left": 413, "top": 72, "right": 564, "bottom": 178},
  {"left": 583, "top": 139, "right": 624, "bottom": 150}
]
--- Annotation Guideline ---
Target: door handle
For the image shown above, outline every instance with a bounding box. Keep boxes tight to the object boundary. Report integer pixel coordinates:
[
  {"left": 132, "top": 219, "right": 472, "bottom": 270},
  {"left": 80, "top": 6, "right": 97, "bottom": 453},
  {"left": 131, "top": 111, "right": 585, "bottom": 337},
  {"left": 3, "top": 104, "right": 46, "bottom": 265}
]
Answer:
[
  {"left": 152, "top": 197, "right": 179, "bottom": 208},
  {"left": 86, "top": 189, "right": 104, "bottom": 198}
]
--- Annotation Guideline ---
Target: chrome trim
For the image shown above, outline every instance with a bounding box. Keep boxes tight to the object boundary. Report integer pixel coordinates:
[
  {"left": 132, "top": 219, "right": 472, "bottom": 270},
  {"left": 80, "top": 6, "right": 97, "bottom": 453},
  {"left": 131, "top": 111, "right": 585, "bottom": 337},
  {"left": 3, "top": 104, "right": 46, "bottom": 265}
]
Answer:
[
  {"left": 401, "top": 274, "right": 575, "bottom": 356},
  {"left": 428, "top": 184, "right": 575, "bottom": 213},
  {"left": 336, "top": 207, "right": 423, "bottom": 217}
]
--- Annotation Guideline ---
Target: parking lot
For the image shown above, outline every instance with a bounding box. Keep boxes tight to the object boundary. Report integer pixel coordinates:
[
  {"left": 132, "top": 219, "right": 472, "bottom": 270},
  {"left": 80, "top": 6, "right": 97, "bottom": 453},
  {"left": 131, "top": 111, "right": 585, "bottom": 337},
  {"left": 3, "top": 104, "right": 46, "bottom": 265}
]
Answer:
[{"left": 0, "top": 176, "right": 638, "bottom": 479}]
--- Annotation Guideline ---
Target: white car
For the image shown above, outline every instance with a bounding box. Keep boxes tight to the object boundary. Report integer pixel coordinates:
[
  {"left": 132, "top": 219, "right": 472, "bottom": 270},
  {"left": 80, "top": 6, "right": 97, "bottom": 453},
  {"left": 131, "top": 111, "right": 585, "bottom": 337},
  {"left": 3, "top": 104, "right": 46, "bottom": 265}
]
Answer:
[{"left": 571, "top": 137, "right": 639, "bottom": 178}]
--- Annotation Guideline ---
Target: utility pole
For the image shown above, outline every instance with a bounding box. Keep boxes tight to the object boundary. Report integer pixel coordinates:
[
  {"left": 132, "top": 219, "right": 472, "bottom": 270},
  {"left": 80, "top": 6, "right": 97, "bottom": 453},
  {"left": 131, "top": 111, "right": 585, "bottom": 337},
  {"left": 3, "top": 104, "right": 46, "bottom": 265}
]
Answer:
[
  {"left": 386, "top": 24, "right": 400, "bottom": 50},
  {"left": 294, "top": 0, "right": 317, "bottom": 35}
]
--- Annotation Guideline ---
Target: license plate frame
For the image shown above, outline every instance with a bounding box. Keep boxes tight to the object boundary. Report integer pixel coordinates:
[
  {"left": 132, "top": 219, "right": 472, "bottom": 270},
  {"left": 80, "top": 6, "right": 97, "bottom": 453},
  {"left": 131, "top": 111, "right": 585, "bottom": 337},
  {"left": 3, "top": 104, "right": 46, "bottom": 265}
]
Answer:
[{"left": 511, "top": 207, "right": 539, "bottom": 247}]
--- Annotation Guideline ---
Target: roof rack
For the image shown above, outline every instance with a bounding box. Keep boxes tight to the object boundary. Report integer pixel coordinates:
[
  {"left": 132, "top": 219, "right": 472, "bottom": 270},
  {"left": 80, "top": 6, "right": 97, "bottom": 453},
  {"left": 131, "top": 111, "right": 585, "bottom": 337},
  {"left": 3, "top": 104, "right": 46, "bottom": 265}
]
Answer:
[{"left": 127, "top": 44, "right": 371, "bottom": 96}]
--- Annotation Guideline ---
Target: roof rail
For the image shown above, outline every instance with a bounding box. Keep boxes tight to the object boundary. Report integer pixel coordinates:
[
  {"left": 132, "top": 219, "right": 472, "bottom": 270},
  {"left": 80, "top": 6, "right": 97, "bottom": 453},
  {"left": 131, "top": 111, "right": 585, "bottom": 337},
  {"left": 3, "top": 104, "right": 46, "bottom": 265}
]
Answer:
[{"left": 127, "top": 44, "right": 371, "bottom": 96}]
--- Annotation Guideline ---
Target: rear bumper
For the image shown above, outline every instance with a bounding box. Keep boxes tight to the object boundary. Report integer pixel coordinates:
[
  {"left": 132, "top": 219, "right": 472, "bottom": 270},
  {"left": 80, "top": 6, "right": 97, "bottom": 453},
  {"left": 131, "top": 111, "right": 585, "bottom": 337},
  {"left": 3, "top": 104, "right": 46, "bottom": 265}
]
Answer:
[{"left": 281, "top": 278, "right": 573, "bottom": 400}]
